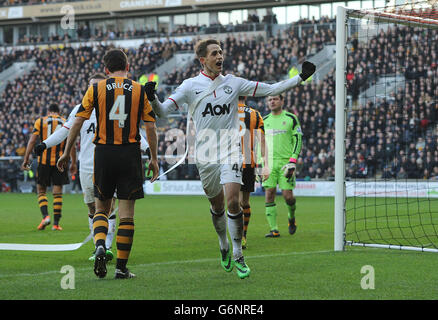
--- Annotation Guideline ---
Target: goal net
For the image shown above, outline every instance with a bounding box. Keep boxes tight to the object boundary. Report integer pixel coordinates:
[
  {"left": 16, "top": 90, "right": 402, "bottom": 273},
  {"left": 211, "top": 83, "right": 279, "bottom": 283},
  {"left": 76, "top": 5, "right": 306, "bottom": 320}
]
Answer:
[{"left": 335, "top": 1, "right": 438, "bottom": 252}]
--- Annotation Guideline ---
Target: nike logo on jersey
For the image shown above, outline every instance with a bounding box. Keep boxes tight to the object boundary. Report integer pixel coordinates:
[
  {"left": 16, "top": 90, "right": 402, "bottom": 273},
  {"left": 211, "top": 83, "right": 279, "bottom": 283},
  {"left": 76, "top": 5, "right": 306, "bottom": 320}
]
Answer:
[
  {"left": 201, "top": 103, "right": 231, "bottom": 117},
  {"left": 195, "top": 90, "right": 203, "bottom": 95}
]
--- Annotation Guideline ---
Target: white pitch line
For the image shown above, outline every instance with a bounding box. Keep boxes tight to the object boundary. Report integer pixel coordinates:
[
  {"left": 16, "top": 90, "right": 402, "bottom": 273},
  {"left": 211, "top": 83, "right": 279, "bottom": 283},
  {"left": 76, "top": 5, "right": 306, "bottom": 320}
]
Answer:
[{"left": 0, "top": 250, "right": 332, "bottom": 279}]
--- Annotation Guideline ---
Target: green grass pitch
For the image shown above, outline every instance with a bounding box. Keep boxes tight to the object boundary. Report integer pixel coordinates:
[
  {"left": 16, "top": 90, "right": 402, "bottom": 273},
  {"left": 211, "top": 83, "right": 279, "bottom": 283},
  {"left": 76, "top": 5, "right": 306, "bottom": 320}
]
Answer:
[{"left": 1, "top": 193, "right": 437, "bottom": 300}]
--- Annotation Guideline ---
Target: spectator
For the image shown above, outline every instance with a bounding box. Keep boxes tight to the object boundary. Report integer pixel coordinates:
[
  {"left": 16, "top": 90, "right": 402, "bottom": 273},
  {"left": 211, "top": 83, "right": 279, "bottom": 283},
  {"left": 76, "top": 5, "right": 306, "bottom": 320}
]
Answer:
[
  {"left": 4, "top": 159, "right": 20, "bottom": 192},
  {"left": 381, "top": 166, "right": 393, "bottom": 179}
]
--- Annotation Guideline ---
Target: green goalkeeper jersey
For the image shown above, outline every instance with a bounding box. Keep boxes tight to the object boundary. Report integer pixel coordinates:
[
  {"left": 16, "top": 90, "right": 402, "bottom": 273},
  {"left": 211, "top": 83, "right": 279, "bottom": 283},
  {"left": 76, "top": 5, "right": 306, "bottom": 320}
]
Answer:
[{"left": 263, "top": 111, "right": 303, "bottom": 162}]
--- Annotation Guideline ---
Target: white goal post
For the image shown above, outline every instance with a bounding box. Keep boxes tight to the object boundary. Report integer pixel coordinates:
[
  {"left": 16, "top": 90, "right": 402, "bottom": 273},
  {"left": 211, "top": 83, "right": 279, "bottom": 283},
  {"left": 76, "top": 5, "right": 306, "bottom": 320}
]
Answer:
[
  {"left": 334, "top": 5, "right": 347, "bottom": 252},
  {"left": 334, "top": 2, "right": 438, "bottom": 252}
]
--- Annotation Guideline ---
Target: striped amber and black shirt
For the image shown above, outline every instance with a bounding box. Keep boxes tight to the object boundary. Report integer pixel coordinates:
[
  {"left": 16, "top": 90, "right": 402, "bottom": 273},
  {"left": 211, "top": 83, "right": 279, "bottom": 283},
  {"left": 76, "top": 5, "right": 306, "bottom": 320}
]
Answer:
[
  {"left": 76, "top": 77, "right": 156, "bottom": 145},
  {"left": 238, "top": 103, "right": 265, "bottom": 168},
  {"left": 32, "top": 114, "right": 66, "bottom": 166}
]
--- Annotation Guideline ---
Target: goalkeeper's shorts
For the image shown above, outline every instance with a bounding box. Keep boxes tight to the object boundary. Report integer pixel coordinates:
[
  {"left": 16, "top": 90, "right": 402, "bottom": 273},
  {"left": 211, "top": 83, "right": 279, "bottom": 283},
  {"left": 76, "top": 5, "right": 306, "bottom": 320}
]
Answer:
[{"left": 262, "top": 159, "right": 296, "bottom": 191}]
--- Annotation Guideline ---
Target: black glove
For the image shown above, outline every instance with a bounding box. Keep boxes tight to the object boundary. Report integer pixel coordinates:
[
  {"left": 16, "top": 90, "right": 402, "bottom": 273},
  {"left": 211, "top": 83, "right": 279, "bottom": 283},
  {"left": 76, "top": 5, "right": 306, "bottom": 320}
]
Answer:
[
  {"left": 34, "top": 142, "right": 47, "bottom": 156},
  {"left": 144, "top": 81, "right": 156, "bottom": 101},
  {"left": 300, "top": 61, "right": 316, "bottom": 81}
]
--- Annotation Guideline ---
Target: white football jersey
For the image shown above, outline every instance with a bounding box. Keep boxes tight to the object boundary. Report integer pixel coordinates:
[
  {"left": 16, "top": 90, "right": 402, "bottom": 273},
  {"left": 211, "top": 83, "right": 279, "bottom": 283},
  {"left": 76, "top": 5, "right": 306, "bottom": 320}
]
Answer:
[
  {"left": 64, "top": 104, "right": 97, "bottom": 174},
  {"left": 168, "top": 72, "right": 263, "bottom": 164}
]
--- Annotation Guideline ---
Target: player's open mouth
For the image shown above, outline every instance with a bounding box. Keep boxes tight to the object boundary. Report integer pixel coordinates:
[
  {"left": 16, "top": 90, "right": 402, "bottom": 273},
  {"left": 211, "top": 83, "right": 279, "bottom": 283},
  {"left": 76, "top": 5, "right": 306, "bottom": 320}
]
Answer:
[{"left": 216, "top": 62, "right": 222, "bottom": 67}]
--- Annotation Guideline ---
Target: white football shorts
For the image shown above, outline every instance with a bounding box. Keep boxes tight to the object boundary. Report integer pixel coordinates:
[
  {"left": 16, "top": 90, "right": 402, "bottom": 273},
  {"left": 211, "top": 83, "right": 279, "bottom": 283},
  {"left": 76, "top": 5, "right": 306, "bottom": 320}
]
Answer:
[
  {"left": 79, "top": 171, "right": 94, "bottom": 204},
  {"left": 197, "top": 161, "right": 243, "bottom": 199}
]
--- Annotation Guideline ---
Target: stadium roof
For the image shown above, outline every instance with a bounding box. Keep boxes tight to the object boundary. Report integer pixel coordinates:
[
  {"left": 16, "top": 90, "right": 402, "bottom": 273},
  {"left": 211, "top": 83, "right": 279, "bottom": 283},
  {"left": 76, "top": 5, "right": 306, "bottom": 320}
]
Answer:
[{"left": 0, "top": 0, "right": 333, "bottom": 26}]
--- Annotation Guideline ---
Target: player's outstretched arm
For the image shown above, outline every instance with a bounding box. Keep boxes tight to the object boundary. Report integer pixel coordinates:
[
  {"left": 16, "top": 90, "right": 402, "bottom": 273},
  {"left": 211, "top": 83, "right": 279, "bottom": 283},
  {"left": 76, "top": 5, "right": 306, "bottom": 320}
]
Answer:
[
  {"left": 251, "top": 61, "right": 316, "bottom": 97},
  {"left": 144, "top": 81, "right": 180, "bottom": 118},
  {"left": 41, "top": 126, "right": 69, "bottom": 149},
  {"left": 37, "top": 105, "right": 79, "bottom": 155}
]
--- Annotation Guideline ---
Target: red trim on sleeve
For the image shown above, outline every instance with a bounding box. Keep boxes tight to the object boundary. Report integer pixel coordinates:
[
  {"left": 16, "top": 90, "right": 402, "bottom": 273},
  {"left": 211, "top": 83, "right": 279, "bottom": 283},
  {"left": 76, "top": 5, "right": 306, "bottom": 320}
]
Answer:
[
  {"left": 168, "top": 98, "right": 179, "bottom": 110},
  {"left": 252, "top": 82, "right": 259, "bottom": 96},
  {"left": 63, "top": 125, "right": 71, "bottom": 130}
]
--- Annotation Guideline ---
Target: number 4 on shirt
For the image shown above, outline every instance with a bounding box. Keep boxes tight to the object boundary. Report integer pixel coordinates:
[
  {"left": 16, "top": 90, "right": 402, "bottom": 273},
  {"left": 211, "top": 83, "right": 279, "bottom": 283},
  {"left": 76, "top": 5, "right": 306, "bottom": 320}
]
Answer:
[{"left": 109, "top": 95, "right": 127, "bottom": 128}]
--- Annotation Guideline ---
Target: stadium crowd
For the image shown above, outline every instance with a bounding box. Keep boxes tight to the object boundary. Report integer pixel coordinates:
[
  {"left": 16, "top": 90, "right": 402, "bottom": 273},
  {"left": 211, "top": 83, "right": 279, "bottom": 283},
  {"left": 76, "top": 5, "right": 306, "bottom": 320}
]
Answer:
[
  {"left": 346, "top": 25, "right": 438, "bottom": 100},
  {"left": 0, "top": 38, "right": 193, "bottom": 154},
  {"left": 345, "top": 24, "right": 438, "bottom": 180},
  {"left": 0, "top": 18, "right": 437, "bottom": 192}
]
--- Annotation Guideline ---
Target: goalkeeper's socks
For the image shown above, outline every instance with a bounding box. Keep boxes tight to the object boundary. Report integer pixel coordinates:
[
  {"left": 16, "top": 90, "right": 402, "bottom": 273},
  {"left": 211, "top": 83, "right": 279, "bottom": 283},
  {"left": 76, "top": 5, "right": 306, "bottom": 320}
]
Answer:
[
  {"left": 53, "top": 193, "right": 63, "bottom": 225},
  {"left": 116, "top": 218, "right": 135, "bottom": 271},
  {"left": 227, "top": 210, "right": 244, "bottom": 259},
  {"left": 265, "top": 202, "right": 278, "bottom": 231},
  {"left": 106, "top": 212, "right": 117, "bottom": 249},
  {"left": 38, "top": 192, "right": 49, "bottom": 218},
  {"left": 93, "top": 212, "right": 108, "bottom": 249},
  {"left": 286, "top": 200, "right": 297, "bottom": 220},
  {"left": 211, "top": 207, "right": 228, "bottom": 251},
  {"left": 242, "top": 206, "right": 251, "bottom": 238}
]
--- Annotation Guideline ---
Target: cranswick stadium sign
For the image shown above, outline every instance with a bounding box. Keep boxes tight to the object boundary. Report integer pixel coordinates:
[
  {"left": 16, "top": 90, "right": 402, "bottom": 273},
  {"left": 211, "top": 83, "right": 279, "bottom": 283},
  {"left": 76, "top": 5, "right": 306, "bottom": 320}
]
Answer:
[{"left": 0, "top": 0, "right": 248, "bottom": 20}]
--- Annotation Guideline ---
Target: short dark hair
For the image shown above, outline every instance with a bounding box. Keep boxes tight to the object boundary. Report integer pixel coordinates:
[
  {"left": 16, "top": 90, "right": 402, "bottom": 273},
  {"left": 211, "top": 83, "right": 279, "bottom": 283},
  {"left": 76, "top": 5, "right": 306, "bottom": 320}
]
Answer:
[
  {"left": 103, "top": 49, "right": 128, "bottom": 73},
  {"left": 89, "top": 72, "right": 107, "bottom": 82},
  {"left": 48, "top": 103, "right": 59, "bottom": 113},
  {"left": 194, "top": 39, "right": 221, "bottom": 58}
]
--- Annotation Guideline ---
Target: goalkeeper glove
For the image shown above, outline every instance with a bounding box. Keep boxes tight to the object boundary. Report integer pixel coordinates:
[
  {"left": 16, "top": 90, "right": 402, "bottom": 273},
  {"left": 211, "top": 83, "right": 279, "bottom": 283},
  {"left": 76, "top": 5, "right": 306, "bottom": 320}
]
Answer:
[
  {"left": 281, "top": 160, "right": 296, "bottom": 181},
  {"left": 299, "top": 61, "right": 316, "bottom": 81},
  {"left": 34, "top": 142, "right": 47, "bottom": 156},
  {"left": 144, "top": 81, "right": 157, "bottom": 101}
]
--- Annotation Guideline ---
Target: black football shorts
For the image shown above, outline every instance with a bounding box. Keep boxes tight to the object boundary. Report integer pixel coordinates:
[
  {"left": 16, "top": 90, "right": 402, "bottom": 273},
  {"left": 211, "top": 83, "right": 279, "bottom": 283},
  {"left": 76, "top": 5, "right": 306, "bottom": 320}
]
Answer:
[
  {"left": 37, "top": 164, "right": 69, "bottom": 187},
  {"left": 94, "top": 143, "right": 144, "bottom": 200},
  {"left": 240, "top": 166, "right": 256, "bottom": 193}
]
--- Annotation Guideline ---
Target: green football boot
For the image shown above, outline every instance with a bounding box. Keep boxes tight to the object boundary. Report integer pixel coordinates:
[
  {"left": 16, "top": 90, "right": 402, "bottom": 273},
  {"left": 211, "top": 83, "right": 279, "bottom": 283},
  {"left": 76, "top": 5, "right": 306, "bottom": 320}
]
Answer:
[
  {"left": 220, "top": 246, "right": 234, "bottom": 272},
  {"left": 88, "top": 249, "right": 96, "bottom": 261},
  {"left": 234, "top": 256, "right": 250, "bottom": 279},
  {"left": 106, "top": 248, "right": 114, "bottom": 262}
]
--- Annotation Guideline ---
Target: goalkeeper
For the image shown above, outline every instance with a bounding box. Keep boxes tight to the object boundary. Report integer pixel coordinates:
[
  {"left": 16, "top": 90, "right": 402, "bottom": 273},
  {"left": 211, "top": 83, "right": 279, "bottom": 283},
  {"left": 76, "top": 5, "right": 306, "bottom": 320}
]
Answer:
[{"left": 262, "top": 94, "right": 303, "bottom": 237}]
